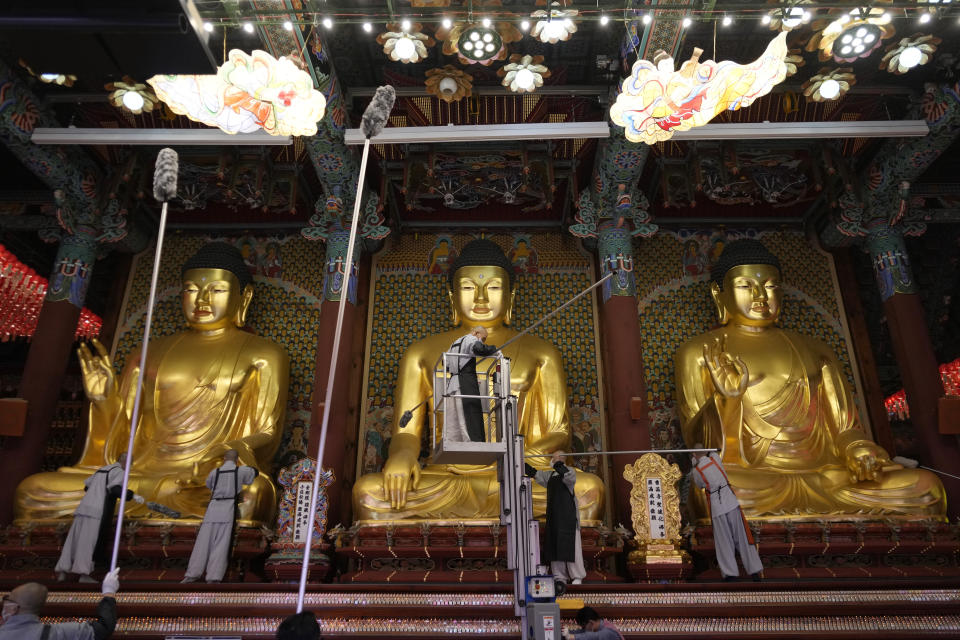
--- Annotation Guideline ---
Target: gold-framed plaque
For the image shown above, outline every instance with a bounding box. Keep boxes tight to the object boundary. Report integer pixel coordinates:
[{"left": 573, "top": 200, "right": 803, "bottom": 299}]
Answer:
[{"left": 622, "top": 453, "right": 689, "bottom": 568}]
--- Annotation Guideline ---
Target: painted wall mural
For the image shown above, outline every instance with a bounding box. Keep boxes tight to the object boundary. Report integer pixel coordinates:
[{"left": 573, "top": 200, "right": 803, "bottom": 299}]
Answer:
[
  {"left": 359, "top": 232, "right": 605, "bottom": 478},
  {"left": 112, "top": 234, "right": 325, "bottom": 472},
  {"left": 635, "top": 230, "right": 863, "bottom": 458}
]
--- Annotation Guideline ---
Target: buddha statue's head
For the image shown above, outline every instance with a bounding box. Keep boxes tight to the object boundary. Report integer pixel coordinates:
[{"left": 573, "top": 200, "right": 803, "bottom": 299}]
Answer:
[
  {"left": 448, "top": 239, "right": 517, "bottom": 328},
  {"left": 709, "top": 239, "right": 782, "bottom": 328},
  {"left": 181, "top": 242, "right": 254, "bottom": 331}
]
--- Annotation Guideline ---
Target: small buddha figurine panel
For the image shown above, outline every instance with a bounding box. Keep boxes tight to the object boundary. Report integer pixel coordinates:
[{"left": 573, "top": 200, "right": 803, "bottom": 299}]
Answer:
[
  {"left": 15, "top": 243, "right": 289, "bottom": 526},
  {"left": 674, "top": 239, "right": 945, "bottom": 520},
  {"left": 352, "top": 239, "right": 604, "bottom": 522}
]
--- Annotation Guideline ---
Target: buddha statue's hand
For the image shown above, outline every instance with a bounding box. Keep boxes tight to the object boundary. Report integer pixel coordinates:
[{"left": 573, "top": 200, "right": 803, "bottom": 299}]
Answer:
[
  {"left": 382, "top": 452, "right": 422, "bottom": 510},
  {"left": 703, "top": 337, "right": 749, "bottom": 399},
  {"left": 78, "top": 340, "right": 117, "bottom": 403},
  {"left": 845, "top": 441, "right": 892, "bottom": 483}
]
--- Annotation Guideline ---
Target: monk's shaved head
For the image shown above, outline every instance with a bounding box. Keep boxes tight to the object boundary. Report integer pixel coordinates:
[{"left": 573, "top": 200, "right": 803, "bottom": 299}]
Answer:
[
  {"left": 224, "top": 449, "right": 239, "bottom": 463},
  {"left": 9, "top": 582, "right": 47, "bottom": 614}
]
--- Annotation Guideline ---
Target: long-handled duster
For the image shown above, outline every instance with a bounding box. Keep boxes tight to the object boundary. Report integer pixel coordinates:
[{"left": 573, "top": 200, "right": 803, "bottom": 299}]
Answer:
[
  {"left": 108, "top": 148, "right": 179, "bottom": 572},
  {"left": 296, "top": 86, "right": 396, "bottom": 613}
]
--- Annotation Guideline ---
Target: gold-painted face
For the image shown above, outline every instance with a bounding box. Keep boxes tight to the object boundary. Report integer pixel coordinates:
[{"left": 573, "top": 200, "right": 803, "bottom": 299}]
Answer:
[
  {"left": 451, "top": 265, "right": 511, "bottom": 327},
  {"left": 181, "top": 268, "right": 246, "bottom": 330},
  {"left": 716, "top": 264, "right": 781, "bottom": 327}
]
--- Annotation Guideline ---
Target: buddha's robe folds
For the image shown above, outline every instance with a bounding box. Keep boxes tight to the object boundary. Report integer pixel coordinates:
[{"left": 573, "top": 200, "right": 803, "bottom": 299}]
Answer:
[
  {"left": 675, "top": 328, "right": 945, "bottom": 519},
  {"left": 15, "top": 331, "right": 288, "bottom": 525},
  {"left": 353, "top": 330, "right": 604, "bottom": 522}
]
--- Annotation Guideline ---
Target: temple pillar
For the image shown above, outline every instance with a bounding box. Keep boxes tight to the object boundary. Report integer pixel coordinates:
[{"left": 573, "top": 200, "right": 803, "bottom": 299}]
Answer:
[
  {"left": 832, "top": 248, "right": 897, "bottom": 454},
  {"left": 309, "top": 226, "right": 365, "bottom": 526},
  {"left": 866, "top": 224, "right": 960, "bottom": 515},
  {"left": 0, "top": 233, "right": 97, "bottom": 523},
  {"left": 596, "top": 223, "right": 652, "bottom": 526}
]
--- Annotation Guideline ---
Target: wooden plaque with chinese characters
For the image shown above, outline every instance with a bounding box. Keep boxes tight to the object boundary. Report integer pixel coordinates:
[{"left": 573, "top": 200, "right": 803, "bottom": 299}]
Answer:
[{"left": 622, "top": 453, "right": 689, "bottom": 574}]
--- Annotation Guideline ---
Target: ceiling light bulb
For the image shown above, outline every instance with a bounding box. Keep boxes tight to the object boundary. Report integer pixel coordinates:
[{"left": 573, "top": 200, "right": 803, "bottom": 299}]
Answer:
[
  {"left": 438, "top": 77, "right": 458, "bottom": 95},
  {"left": 242, "top": 22, "right": 254, "bottom": 33},
  {"left": 482, "top": 17, "right": 491, "bottom": 28},
  {"left": 283, "top": 20, "right": 292, "bottom": 31},
  {"left": 121, "top": 91, "right": 145, "bottom": 112},
  {"left": 542, "top": 21, "right": 566, "bottom": 40},
  {"left": 40, "top": 73, "right": 59, "bottom": 81},
  {"left": 520, "top": 19, "right": 530, "bottom": 31},
  {"left": 401, "top": 19, "right": 411, "bottom": 31},
  {"left": 642, "top": 14, "right": 652, "bottom": 25},
  {"left": 762, "top": 14, "right": 771, "bottom": 25},
  {"left": 899, "top": 45, "right": 923, "bottom": 69},
  {"left": 203, "top": 22, "right": 213, "bottom": 32},
  {"left": 442, "top": 17, "right": 452, "bottom": 29},
  {"left": 802, "top": 10, "right": 811, "bottom": 21},
  {"left": 322, "top": 17, "right": 333, "bottom": 29},
  {"left": 515, "top": 68, "right": 535, "bottom": 90},
  {"left": 819, "top": 78, "right": 840, "bottom": 100},
  {"left": 362, "top": 22, "right": 372, "bottom": 33},
  {"left": 600, "top": 15, "right": 609, "bottom": 26},
  {"left": 919, "top": 13, "right": 932, "bottom": 24},
  {"left": 722, "top": 15, "right": 732, "bottom": 26},
  {"left": 682, "top": 17, "right": 692, "bottom": 28},
  {"left": 393, "top": 36, "right": 417, "bottom": 61},
  {"left": 782, "top": 7, "right": 804, "bottom": 28}
]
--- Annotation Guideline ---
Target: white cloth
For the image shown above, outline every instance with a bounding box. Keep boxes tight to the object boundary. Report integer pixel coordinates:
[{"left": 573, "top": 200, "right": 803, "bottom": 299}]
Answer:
[
  {"left": 55, "top": 462, "right": 123, "bottom": 575},
  {"left": 443, "top": 334, "right": 483, "bottom": 443},
  {"left": 533, "top": 465, "right": 585, "bottom": 582},
  {"left": 185, "top": 461, "right": 256, "bottom": 581},
  {"left": 691, "top": 453, "right": 763, "bottom": 577}
]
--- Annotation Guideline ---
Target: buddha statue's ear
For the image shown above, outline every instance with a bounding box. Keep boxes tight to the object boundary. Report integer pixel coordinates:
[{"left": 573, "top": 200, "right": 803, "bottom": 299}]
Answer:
[
  {"left": 447, "top": 289, "right": 461, "bottom": 326},
  {"left": 709, "top": 281, "right": 729, "bottom": 326},
  {"left": 503, "top": 283, "right": 518, "bottom": 326},
  {"left": 235, "top": 283, "right": 254, "bottom": 328}
]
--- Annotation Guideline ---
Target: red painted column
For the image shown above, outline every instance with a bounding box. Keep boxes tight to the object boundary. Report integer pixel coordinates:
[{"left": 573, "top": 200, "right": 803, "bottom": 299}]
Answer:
[
  {"left": 867, "top": 224, "right": 960, "bottom": 517},
  {"left": 0, "top": 299, "right": 80, "bottom": 523},
  {"left": 308, "top": 232, "right": 369, "bottom": 527},
  {"left": 595, "top": 225, "right": 652, "bottom": 526}
]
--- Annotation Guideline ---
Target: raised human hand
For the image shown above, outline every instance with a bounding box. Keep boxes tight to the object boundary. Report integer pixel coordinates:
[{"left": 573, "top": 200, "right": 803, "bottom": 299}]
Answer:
[
  {"left": 846, "top": 442, "right": 890, "bottom": 483},
  {"left": 78, "top": 339, "right": 116, "bottom": 403},
  {"left": 382, "top": 451, "right": 422, "bottom": 510},
  {"left": 702, "top": 336, "right": 749, "bottom": 399}
]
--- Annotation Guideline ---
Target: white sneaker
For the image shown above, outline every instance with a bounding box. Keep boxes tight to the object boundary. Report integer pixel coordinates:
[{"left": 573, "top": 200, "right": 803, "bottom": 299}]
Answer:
[
  {"left": 571, "top": 579, "right": 583, "bottom": 585},
  {"left": 55, "top": 572, "right": 67, "bottom": 582},
  {"left": 180, "top": 576, "right": 198, "bottom": 584}
]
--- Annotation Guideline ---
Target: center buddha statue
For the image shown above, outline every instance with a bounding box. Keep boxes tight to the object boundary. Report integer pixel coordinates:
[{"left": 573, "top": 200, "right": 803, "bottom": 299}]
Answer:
[
  {"left": 675, "top": 239, "right": 945, "bottom": 520},
  {"left": 353, "top": 239, "right": 604, "bottom": 522},
  {"left": 15, "top": 242, "right": 289, "bottom": 526}
]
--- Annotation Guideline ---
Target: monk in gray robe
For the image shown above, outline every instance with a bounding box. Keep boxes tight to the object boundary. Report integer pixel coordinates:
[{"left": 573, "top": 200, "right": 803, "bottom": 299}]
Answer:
[
  {"left": 55, "top": 453, "right": 144, "bottom": 583},
  {"left": 444, "top": 326, "right": 499, "bottom": 443},
  {"left": 526, "top": 451, "right": 585, "bottom": 585},
  {"left": 182, "top": 450, "right": 256, "bottom": 583}
]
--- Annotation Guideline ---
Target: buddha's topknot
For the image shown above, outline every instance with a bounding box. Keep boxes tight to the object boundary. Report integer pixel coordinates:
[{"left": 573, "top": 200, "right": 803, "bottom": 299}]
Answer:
[
  {"left": 448, "top": 239, "right": 514, "bottom": 289},
  {"left": 710, "top": 239, "right": 782, "bottom": 289},
  {"left": 181, "top": 242, "right": 253, "bottom": 290}
]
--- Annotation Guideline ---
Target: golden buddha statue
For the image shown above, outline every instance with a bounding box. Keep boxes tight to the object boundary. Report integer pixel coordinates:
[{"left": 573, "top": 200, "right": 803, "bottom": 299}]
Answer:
[
  {"left": 674, "top": 239, "right": 945, "bottom": 520},
  {"left": 15, "top": 242, "right": 289, "bottom": 526},
  {"left": 353, "top": 239, "right": 604, "bottom": 522}
]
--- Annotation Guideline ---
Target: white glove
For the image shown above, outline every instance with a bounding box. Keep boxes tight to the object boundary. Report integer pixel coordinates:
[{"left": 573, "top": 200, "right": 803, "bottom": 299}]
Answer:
[
  {"left": 101, "top": 568, "right": 120, "bottom": 595},
  {"left": 132, "top": 494, "right": 145, "bottom": 504}
]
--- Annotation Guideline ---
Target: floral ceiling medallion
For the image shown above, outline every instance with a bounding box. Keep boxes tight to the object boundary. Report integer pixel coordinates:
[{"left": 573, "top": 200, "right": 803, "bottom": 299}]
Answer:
[
  {"left": 531, "top": 3, "right": 578, "bottom": 44},
  {"left": 437, "top": 21, "right": 522, "bottom": 65},
  {"left": 498, "top": 54, "right": 550, "bottom": 93},
  {"left": 609, "top": 33, "right": 789, "bottom": 145},
  {"left": 106, "top": 76, "right": 158, "bottom": 114},
  {"left": 802, "top": 67, "right": 856, "bottom": 101},
  {"left": 880, "top": 34, "right": 941, "bottom": 74},
  {"left": 147, "top": 49, "right": 326, "bottom": 136},
  {"left": 377, "top": 23, "right": 435, "bottom": 64},
  {"left": 18, "top": 59, "right": 77, "bottom": 87},
  {"left": 809, "top": 8, "right": 894, "bottom": 63},
  {"left": 425, "top": 65, "right": 473, "bottom": 102}
]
